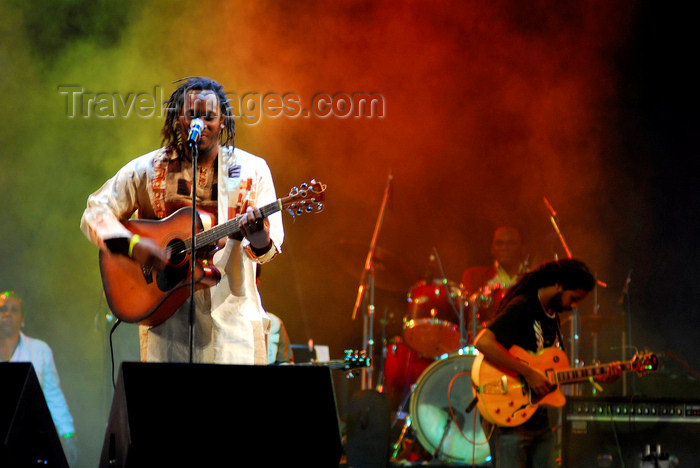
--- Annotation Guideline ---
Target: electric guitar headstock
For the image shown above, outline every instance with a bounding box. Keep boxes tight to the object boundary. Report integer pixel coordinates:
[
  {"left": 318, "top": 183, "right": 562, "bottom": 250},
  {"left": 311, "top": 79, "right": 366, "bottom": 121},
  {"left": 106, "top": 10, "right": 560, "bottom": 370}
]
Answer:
[
  {"left": 280, "top": 179, "right": 326, "bottom": 218},
  {"left": 631, "top": 350, "right": 659, "bottom": 376},
  {"left": 342, "top": 349, "right": 371, "bottom": 372}
]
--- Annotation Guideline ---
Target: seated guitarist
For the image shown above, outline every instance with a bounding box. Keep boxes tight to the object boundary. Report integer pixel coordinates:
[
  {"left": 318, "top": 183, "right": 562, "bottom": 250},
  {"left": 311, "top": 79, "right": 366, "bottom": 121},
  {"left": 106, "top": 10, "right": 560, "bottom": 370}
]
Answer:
[
  {"left": 80, "top": 77, "right": 284, "bottom": 364},
  {"left": 473, "top": 259, "right": 621, "bottom": 468}
]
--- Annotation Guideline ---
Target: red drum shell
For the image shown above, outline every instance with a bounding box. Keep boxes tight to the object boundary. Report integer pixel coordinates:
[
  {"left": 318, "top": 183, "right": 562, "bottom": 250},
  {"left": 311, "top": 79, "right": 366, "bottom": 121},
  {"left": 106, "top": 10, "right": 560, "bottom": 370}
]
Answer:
[{"left": 403, "top": 280, "right": 463, "bottom": 357}]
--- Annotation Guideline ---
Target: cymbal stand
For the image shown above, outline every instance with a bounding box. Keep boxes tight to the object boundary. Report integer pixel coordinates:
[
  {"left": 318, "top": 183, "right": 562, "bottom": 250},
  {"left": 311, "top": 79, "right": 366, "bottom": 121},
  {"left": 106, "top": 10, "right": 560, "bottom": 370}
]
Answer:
[
  {"left": 620, "top": 269, "right": 633, "bottom": 396},
  {"left": 589, "top": 278, "right": 601, "bottom": 395},
  {"left": 544, "top": 197, "right": 581, "bottom": 394},
  {"left": 351, "top": 170, "right": 393, "bottom": 390},
  {"left": 432, "top": 246, "right": 468, "bottom": 348}
]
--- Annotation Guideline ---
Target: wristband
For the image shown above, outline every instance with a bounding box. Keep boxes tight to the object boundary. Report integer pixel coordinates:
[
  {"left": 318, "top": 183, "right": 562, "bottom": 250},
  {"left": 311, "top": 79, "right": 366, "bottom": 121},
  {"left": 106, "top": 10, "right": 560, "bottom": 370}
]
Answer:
[
  {"left": 128, "top": 235, "right": 141, "bottom": 258},
  {"left": 243, "top": 241, "right": 277, "bottom": 263},
  {"left": 588, "top": 376, "right": 603, "bottom": 392}
]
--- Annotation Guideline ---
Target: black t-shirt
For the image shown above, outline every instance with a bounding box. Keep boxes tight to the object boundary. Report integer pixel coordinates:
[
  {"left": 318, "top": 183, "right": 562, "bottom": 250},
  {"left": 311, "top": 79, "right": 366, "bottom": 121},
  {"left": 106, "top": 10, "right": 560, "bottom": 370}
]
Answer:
[
  {"left": 487, "top": 294, "right": 560, "bottom": 353},
  {"left": 485, "top": 293, "right": 560, "bottom": 432}
]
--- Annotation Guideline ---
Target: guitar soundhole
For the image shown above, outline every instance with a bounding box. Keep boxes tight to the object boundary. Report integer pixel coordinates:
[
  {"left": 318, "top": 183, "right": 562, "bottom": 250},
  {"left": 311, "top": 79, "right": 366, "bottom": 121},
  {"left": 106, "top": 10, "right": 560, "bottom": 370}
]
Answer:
[
  {"left": 168, "top": 239, "right": 187, "bottom": 266},
  {"left": 154, "top": 239, "right": 189, "bottom": 292}
]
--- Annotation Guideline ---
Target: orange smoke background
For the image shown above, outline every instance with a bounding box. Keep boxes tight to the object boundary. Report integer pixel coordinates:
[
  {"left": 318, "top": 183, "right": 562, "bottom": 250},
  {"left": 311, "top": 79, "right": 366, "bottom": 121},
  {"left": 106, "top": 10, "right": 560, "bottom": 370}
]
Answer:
[{"left": 1, "top": 1, "right": 697, "bottom": 466}]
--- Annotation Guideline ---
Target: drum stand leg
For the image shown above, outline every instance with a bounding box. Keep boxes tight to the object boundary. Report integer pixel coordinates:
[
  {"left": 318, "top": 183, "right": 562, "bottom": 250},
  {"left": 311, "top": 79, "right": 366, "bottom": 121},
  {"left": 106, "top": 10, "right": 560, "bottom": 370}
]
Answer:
[
  {"left": 391, "top": 414, "right": 411, "bottom": 460},
  {"left": 433, "top": 417, "right": 452, "bottom": 462},
  {"left": 391, "top": 384, "right": 414, "bottom": 428},
  {"left": 390, "top": 384, "right": 417, "bottom": 461}
]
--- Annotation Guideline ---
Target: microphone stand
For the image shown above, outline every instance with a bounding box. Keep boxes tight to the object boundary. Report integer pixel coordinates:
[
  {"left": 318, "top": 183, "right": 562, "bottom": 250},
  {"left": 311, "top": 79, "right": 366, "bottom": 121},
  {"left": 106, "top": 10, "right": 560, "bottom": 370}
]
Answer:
[
  {"left": 620, "top": 270, "right": 634, "bottom": 396},
  {"left": 188, "top": 141, "right": 199, "bottom": 364},
  {"left": 351, "top": 170, "right": 392, "bottom": 390}
]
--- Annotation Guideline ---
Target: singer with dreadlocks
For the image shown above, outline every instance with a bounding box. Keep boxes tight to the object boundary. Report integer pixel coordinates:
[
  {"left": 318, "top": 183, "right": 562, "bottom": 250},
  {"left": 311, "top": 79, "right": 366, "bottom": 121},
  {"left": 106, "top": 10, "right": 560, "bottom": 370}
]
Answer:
[
  {"left": 81, "top": 77, "right": 284, "bottom": 364},
  {"left": 473, "top": 259, "right": 621, "bottom": 468}
]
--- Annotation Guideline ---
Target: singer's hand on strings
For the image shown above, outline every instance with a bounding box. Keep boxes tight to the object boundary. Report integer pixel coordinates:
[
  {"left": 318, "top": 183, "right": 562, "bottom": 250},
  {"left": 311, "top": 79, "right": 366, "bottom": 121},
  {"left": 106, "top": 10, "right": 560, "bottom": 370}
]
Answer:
[{"left": 240, "top": 206, "right": 271, "bottom": 250}]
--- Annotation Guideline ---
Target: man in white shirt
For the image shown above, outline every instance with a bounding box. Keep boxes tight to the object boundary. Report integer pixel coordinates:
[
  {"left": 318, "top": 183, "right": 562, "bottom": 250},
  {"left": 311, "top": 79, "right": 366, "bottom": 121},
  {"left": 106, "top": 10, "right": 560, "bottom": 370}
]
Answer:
[{"left": 1, "top": 290, "right": 78, "bottom": 465}]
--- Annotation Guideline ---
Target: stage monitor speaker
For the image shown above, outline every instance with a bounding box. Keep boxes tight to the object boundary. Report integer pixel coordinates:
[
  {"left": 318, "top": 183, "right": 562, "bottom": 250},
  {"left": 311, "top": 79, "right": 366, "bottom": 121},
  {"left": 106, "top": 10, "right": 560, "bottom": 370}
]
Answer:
[
  {"left": 344, "top": 390, "right": 391, "bottom": 468},
  {"left": 562, "top": 396, "right": 700, "bottom": 467},
  {"left": 100, "top": 362, "right": 342, "bottom": 468},
  {"left": 0, "top": 362, "right": 68, "bottom": 468}
]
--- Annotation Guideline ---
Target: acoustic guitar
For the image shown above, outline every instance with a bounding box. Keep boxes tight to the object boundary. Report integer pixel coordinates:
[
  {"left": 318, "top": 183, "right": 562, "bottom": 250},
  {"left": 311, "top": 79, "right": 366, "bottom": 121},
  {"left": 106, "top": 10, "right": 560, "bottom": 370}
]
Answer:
[
  {"left": 471, "top": 345, "right": 658, "bottom": 427},
  {"left": 99, "top": 180, "right": 326, "bottom": 326}
]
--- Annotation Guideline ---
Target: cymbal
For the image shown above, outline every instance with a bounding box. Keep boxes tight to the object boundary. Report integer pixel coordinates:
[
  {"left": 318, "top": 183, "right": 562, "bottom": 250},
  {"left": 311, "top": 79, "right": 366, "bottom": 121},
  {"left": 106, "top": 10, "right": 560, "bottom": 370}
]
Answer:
[{"left": 334, "top": 240, "right": 418, "bottom": 292}]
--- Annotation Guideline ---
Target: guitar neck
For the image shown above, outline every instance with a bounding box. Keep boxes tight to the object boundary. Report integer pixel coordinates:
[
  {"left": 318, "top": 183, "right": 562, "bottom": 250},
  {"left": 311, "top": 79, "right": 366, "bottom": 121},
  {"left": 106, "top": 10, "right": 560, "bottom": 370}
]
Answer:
[
  {"left": 555, "top": 359, "right": 634, "bottom": 385},
  {"left": 184, "top": 199, "right": 283, "bottom": 249}
]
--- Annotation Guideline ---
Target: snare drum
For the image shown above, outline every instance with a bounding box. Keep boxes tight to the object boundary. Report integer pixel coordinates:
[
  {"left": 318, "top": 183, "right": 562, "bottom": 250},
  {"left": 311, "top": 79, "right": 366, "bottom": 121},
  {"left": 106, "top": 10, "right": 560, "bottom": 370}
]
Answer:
[
  {"left": 404, "top": 280, "right": 463, "bottom": 357},
  {"left": 409, "top": 352, "right": 490, "bottom": 464}
]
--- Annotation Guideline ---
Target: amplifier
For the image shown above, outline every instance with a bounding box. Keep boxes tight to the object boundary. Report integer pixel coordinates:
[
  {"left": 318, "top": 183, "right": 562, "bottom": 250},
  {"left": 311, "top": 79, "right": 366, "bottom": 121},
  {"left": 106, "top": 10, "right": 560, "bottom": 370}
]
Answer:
[{"left": 562, "top": 397, "right": 700, "bottom": 467}]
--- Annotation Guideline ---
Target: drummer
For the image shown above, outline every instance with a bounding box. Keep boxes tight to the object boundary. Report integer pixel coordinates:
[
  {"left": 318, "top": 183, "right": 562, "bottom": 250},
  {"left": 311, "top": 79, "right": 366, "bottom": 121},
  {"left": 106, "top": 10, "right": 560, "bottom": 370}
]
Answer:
[{"left": 461, "top": 226, "right": 528, "bottom": 326}]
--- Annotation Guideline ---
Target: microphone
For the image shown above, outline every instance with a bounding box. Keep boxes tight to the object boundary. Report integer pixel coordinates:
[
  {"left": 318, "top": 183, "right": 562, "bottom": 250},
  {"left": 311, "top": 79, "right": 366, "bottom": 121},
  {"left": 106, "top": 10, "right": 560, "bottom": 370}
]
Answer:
[
  {"left": 618, "top": 269, "right": 632, "bottom": 305},
  {"left": 187, "top": 118, "right": 204, "bottom": 147}
]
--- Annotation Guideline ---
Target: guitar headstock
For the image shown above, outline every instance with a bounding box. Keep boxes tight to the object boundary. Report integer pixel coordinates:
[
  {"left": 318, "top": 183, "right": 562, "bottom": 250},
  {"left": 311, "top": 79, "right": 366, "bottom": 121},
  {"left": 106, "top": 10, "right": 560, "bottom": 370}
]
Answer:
[
  {"left": 343, "top": 349, "right": 371, "bottom": 372},
  {"left": 281, "top": 179, "right": 326, "bottom": 218},
  {"left": 631, "top": 350, "right": 659, "bottom": 376}
]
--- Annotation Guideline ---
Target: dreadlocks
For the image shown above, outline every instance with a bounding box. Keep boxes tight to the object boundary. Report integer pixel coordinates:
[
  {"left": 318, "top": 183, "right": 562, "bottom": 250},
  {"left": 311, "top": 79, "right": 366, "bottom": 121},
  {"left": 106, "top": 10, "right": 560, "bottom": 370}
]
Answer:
[
  {"left": 496, "top": 258, "right": 595, "bottom": 315},
  {"left": 161, "top": 76, "right": 236, "bottom": 156}
]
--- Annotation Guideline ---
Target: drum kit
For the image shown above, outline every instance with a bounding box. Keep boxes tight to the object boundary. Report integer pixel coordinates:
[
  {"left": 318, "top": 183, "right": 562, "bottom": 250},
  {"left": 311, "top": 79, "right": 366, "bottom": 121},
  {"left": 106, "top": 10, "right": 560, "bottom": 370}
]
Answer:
[
  {"left": 336, "top": 241, "right": 502, "bottom": 465},
  {"left": 383, "top": 277, "right": 503, "bottom": 465}
]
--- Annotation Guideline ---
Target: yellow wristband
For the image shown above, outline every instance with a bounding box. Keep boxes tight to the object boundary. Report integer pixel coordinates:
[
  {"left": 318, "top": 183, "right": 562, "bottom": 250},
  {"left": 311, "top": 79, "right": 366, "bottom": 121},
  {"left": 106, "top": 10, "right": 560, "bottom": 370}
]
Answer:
[
  {"left": 128, "top": 235, "right": 141, "bottom": 258},
  {"left": 589, "top": 376, "right": 603, "bottom": 392}
]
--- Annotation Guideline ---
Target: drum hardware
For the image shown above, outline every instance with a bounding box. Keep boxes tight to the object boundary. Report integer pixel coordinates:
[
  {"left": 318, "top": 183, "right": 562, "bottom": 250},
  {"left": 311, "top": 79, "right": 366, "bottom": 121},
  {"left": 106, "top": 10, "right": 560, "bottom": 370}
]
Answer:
[
  {"left": 390, "top": 413, "right": 412, "bottom": 460},
  {"left": 433, "top": 407, "right": 464, "bottom": 460},
  {"left": 346, "top": 171, "right": 409, "bottom": 391},
  {"left": 542, "top": 196, "right": 615, "bottom": 397}
]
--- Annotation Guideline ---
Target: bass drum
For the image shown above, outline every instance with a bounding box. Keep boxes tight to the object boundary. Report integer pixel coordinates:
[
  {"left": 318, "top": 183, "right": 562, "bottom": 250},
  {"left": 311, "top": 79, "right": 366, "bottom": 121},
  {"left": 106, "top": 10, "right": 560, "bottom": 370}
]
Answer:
[{"left": 410, "top": 353, "right": 490, "bottom": 464}]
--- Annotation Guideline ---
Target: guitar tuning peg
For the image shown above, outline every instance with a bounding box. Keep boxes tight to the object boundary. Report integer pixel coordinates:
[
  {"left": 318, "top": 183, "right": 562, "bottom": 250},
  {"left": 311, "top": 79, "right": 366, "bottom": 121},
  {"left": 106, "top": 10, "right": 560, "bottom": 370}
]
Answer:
[
  {"left": 301, "top": 182, "right": 308, "bottom": 190},
  {"left": 316, "top": 203, "right": 323, "bottom": 211},
  {"left": 306, "top": 205, "right": 314, "bottom": 213}
]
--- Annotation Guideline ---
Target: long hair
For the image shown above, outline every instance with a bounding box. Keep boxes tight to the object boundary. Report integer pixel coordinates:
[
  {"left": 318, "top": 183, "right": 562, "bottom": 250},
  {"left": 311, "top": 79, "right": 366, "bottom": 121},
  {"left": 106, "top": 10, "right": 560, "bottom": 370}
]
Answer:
[
  {"left": 496, "top": 258, "right": 596, "bottom": 314},
  {"left": 161, "top": 77, "right": 236, "bottom": 156}
]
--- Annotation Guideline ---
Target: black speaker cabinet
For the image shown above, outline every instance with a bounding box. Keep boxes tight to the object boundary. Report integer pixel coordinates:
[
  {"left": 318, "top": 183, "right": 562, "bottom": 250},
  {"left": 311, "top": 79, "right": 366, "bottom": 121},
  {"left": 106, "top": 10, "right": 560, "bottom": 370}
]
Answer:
[
  {"left": 100, "top": 362, "right": 342, "bottom": 467},
  {"left": 345, "top": 390, "right": 391, "bottom": 468},
  {"left": 562, "top": 396, "right": 700, "bottom": 467},
  {"left": 0, "top": 362, "right": 68, "bottom": 468}
]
